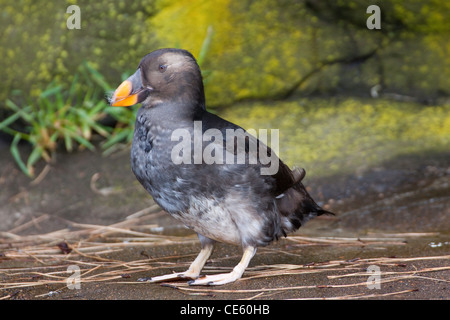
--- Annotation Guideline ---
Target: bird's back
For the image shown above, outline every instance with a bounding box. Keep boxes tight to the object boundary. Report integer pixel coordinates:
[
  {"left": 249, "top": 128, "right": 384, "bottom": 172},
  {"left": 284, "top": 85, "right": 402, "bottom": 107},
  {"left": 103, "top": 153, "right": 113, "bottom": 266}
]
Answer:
[{"left": 131, "top": 108, "right": 331, "bottom": 247}]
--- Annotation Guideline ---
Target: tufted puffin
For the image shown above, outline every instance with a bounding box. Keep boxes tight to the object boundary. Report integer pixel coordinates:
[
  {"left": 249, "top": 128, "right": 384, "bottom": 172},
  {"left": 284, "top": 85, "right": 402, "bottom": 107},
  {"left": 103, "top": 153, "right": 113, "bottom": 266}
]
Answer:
[{"left": 109, "top": 48, "right": 333, "bottom": 285}]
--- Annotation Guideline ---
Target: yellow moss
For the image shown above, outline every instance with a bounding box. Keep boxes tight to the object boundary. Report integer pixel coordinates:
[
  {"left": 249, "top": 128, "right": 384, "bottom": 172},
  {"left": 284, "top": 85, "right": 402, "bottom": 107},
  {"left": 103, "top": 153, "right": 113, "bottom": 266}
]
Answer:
[
  {"left": 94, "top": 47, "right": 102, "bottom": 56},
  {"left": 1, "top": 0, "right": 449, "bottom": 112},
  {"left": 220, "top": 98, "right": 450, "bottom": 177},
  {"left": 151, "top": 0, "right": 235, "bottom": 57}
]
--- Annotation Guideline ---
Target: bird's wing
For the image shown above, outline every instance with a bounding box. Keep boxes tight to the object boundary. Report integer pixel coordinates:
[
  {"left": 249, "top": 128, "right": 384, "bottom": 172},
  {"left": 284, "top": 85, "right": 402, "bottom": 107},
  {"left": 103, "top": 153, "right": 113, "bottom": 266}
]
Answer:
[{"left": 200, "top": 111, "right": 303, "bottom": 196}]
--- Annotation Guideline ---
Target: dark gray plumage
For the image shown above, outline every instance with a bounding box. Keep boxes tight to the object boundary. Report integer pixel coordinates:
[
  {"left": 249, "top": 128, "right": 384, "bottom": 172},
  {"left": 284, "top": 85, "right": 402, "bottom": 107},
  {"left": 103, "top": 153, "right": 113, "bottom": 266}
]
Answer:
[{"left": 110, "top": 48, "right": 333, "bottom": 285}]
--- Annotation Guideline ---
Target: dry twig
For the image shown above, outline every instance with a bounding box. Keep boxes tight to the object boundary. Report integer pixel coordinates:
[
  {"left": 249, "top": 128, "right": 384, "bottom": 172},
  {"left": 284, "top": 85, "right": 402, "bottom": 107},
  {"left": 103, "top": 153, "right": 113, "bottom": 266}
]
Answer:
[{"left": 1, "top": 215, "right": 448, "bottom": 300}]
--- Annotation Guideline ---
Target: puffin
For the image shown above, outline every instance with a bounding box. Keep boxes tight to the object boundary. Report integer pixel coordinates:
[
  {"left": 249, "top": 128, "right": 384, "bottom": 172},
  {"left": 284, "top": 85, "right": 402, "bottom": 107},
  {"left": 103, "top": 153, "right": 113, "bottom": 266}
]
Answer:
[{"left": 109, "top": 48, "right": 333, "bottom": 286}]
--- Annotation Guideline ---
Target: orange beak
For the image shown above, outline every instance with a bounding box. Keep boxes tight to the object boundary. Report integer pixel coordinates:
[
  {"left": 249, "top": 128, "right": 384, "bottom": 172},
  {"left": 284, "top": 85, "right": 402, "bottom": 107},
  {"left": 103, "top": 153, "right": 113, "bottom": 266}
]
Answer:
[
  {"left": 110, "top": 69, "right": 149, "bottom": 107},
  {"left": 110, "top": 80, "right": 138, "bottom": 107}
]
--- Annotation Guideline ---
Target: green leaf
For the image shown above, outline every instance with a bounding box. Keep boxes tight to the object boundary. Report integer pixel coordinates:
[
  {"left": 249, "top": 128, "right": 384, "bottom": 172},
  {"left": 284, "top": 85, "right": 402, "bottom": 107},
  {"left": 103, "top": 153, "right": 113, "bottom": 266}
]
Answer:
[
  {"left": 10, "top": 133, "right": 32, "bottom": 177},
  {"left": 5, "top": 99, "right": 21, "bottom": 112},
  {"left": 68, "top": 73, "right": 79, "bottom": 98},
  {"left": 91, "top": 122, "right": 111, "bottom": 137},
  {"left": 83, "top": 61, "right": 112, "bottom": 91},
  {"left": 102, "top": 129, "right": 129, "bottom": 150},
  {"left": 40, "top": 84, "right": 62, "bottom": 99},
  {"left": 73, "top": 135, "right": 95, "bottom": 151},
  {"left": 0, "top": 112, "right": 21, "bottom": 131},
  {"left": 197, "top": 25, "right": 214, "bottom": 67},
  {"left": 27, "top": 145, "right": 44, "bottom": 169},
  {"left": 64, "top": 132, "right": 73, "bottom": 152}
]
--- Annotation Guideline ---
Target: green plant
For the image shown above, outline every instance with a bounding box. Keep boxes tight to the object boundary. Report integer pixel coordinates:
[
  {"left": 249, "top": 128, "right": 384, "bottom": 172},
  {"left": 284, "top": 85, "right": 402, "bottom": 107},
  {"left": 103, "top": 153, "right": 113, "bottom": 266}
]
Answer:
[
  {"left": 1, "top": 26, "right": 217, "bottom": 176},
  {"left": 0, "top": 62, "right": 112, "bottom": 177},
  {"left": 102, "top": 104, "right": 139, "bottom": 156}
]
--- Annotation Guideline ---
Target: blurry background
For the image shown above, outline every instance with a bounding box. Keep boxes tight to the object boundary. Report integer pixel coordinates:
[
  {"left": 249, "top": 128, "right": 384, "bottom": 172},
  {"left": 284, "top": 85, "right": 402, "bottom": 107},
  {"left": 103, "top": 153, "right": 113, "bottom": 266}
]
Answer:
[{"left": 0, "top": 0, "right": 449, "bottom": 233}]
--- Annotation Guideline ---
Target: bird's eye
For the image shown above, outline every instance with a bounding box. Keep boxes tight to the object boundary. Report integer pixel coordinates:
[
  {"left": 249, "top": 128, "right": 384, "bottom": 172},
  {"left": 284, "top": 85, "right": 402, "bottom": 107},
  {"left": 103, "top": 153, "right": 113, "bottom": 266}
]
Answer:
[{"left": 159, "top": 65, "right": 167, "bottom": 73}]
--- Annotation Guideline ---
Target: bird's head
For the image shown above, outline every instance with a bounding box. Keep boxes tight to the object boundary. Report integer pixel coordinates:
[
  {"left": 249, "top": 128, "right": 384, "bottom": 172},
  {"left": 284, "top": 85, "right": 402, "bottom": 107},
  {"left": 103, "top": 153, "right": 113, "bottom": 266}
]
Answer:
[{"left": 109, "top": 48, "right": 205, "bottom": 110}]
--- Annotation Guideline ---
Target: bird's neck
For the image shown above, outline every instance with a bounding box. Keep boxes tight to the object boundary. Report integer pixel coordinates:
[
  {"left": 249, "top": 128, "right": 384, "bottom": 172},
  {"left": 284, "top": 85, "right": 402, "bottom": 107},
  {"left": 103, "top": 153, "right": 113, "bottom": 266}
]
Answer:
[{"left": 136, "top": 102, "right": 206, "bottom": 129}]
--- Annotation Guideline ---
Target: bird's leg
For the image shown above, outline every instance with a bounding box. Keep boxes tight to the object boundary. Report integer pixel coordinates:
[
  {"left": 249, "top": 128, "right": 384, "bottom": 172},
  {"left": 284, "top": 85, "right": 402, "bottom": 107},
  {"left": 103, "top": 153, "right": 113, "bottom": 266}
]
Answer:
[
  {"left": 188, "top": 246, "right": 256, "bottom": 286},
  {"left": 144, "top": 235, "right": 214, "bottom": 283}
]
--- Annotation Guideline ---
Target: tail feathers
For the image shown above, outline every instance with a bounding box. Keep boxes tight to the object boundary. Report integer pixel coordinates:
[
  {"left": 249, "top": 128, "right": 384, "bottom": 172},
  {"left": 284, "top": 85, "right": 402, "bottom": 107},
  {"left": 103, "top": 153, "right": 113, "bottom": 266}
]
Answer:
[{"left": 277, "top": 180, "right": 334, "bottom": 235}]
